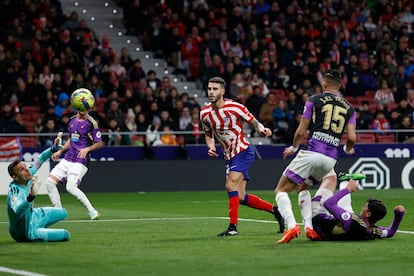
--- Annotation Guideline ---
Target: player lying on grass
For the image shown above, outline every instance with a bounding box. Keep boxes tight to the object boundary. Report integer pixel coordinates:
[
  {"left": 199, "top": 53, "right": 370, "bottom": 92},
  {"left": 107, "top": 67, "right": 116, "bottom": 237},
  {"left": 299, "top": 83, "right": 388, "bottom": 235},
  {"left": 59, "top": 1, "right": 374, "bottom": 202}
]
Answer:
[
  {"left": 311, "top": 175, "right": 405, "bottom": 241},
  {"left": 7, "top": 135, "right": 70, "bottom": 242}
]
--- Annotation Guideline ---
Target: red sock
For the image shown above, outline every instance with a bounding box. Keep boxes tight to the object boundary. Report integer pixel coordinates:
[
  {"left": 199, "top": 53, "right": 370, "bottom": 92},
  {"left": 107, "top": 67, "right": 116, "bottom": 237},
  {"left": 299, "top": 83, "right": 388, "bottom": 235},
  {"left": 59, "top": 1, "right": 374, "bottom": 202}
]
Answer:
[
  {"left": 243, "top": 194, "right": 273, "bottom": 212},
  {"left": 228, "top": 192, "right": 239, "bottom": 225}
]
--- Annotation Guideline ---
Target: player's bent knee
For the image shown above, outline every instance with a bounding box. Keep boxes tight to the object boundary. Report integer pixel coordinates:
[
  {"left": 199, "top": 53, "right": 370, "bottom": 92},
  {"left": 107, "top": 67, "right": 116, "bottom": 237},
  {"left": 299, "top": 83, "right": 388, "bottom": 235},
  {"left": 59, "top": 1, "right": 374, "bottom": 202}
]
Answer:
[
  {"left": 66, "top": 181, "right": 78, "bottom": 194},
  {"left": 46, "top": 177, "right": 58, "bottom": 187},
  {"left": 57, "top": 207, "right": 68, "bottom": 219}
]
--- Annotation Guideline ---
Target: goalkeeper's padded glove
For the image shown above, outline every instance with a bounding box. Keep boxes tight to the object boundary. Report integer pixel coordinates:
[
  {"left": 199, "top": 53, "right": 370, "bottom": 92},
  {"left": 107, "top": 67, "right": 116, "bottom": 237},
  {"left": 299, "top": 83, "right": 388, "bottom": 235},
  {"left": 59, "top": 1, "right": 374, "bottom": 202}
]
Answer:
[
  {"left": 30, "top": 175, "right": 42, "bottom": 196},
  {"left": 51, "top": 132, "right": 63, "bottom": 153},
  {"left": 27, "top": 194, "right": 36, "bottom": 202},
  {"left": 51, "top": 144, "right": 63, "bottom": 153}
]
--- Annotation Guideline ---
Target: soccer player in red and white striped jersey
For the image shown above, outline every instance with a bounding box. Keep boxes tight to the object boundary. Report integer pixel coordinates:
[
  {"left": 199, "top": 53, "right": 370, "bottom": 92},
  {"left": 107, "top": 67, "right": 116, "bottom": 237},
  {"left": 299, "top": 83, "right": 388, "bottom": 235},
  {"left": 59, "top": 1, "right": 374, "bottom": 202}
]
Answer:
[{"left": 200, "top": 77, "right": 284, "bottom": 236}]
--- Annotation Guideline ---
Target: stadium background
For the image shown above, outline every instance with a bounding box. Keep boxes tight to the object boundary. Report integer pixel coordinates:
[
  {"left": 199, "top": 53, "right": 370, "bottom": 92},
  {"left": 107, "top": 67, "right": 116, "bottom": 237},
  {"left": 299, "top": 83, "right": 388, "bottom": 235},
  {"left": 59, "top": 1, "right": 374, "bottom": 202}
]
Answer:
[
  {"left": 2, "top": 143, "right": 414, "bottom": 195},
  {"left": 2, "top": 0, "right": 414, "bottom": 193}
]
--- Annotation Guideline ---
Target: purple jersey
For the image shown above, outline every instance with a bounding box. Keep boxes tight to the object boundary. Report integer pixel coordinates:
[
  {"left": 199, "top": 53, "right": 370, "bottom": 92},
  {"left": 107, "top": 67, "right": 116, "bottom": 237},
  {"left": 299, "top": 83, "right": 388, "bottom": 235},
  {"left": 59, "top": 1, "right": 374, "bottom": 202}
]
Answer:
[
  {"left": 312, "top": 189, "right": 405, "bottom": 241},
  {"left": 301, "top": 92, "right": 356, "bottom": 159},
  {"left": 64, "top": 114, "right": 102, "bottom": 166}
]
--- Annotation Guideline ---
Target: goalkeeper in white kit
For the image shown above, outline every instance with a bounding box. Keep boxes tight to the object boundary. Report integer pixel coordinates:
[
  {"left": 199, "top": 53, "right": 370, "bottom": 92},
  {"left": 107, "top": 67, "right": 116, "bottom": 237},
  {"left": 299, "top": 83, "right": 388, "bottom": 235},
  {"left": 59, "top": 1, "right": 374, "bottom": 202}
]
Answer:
[{"left": 6, "top": 135, "right": 70, "bottom": 242}]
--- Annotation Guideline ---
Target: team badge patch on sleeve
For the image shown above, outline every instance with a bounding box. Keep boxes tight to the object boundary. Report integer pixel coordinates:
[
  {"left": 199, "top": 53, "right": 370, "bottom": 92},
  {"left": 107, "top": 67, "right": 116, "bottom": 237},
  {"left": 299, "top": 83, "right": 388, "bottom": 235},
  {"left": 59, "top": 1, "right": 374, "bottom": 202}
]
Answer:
[{"left": 341, "top": 212, "right": 351, "bottom": 221}]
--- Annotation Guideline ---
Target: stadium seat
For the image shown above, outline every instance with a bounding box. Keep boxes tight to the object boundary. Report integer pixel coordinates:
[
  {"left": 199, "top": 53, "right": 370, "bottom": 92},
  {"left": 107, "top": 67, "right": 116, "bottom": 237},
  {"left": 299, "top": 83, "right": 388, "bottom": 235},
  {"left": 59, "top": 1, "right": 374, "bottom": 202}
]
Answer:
[
  {"left": 22, "top": 105, "right": 41, "bottom": 113},
  {"left": 176, "top": 135, "right": 185, "bottom": 145},
  {"left": 376, "top": 134, "right": 395, "bottom": 143},
  {"left": 270, "top": 89, "right": 287, "bottom": 101},
  {"left": 124, "top": 81, "right": 133, "bottom": 90},
  {"left": 21, "top": 113, "right": 32, "bottom": 122},
  {"left": 130, "top": 135, "right": 144, "bottom": 146},
  {"left": 23, "top": 121, "right": 36, "bottom": 133},
  {"left": 357, "top": 96, "right": 375, "bottom": 105},
  {"left": 344, "top": 96, "right": 357, "bottom": 105},
  {"left": 386, "top": 103, "right": 398, "bottom": 111},
  {"left": 357, "top": 133, "right": 376, "bottom": 143},
  {"left": 365, "top": 90, "right": 376, "bottom": 97}
]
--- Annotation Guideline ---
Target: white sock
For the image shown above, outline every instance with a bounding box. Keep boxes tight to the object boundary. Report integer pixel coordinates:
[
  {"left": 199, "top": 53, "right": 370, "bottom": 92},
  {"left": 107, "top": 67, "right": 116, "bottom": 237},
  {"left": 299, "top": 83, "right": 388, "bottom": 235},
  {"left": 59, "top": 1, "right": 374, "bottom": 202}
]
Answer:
[
  {"left": 66, "top": 182, "right": 95, "bottom": 212},
  {"left": 312, "top": 188, "right": 333, "bottom": 216},
  {"left": 46, "top": 177, "right": 62, "bottom": 208},
  {"left": 275, "top": 192, "right": 297, "bottom": 229},
  {"left": 338, "top": 181, "right": 353, "bottom": 212},
  {"left": 339, "top": 181, "right": 348, "bottom": 190},
  {"left": 298, "top": 190, "right": 312, "bottom": 229}
]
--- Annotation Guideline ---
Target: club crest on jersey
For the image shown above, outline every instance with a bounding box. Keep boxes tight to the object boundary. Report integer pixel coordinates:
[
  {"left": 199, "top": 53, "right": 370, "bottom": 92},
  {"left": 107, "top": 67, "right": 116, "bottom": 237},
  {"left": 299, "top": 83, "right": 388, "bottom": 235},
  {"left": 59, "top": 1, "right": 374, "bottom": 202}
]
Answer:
[
  {"left": 224, "top": 116, "right": 230, "bottom": 122},
  {"left": 341, "top": 212, "right": 351, "bottom": 221}
]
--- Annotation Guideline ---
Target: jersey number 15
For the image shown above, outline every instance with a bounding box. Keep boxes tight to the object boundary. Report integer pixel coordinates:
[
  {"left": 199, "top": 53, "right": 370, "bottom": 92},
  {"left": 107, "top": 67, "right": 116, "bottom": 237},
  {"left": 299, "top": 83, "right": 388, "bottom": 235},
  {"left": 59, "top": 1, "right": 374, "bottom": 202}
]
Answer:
[{"left": 321, "top": 104, "right": 347, "bottom": 134}]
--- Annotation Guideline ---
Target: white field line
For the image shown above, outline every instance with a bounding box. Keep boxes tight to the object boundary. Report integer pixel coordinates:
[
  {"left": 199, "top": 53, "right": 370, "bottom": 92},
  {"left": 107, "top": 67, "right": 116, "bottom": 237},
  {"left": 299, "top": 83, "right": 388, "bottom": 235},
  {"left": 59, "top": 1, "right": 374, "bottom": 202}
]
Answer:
[
  {"left": 1, "top": 217, "right": 413, "bottom": 235},
  {"left": 0, "top": 217, "right": 411, "bottom": 276},
  {"left": 0, "top": 266, "right": 47, "bottom": 276}
]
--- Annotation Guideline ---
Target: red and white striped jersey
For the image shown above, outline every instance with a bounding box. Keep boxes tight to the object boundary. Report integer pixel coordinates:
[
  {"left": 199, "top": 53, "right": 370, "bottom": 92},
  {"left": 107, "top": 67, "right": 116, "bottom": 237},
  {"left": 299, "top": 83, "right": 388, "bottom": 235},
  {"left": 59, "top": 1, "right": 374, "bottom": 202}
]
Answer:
[{"left": 200, "top": 99, "right": 254, "bottom": 160}]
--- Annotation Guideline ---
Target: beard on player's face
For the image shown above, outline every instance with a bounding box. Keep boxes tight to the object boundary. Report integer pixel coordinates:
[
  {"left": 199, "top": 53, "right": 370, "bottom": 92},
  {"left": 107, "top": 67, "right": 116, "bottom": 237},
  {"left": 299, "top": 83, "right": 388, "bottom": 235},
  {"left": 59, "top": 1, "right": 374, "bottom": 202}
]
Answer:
[{"left": 210, "top": 93, "right": 222, "bottom": 103}]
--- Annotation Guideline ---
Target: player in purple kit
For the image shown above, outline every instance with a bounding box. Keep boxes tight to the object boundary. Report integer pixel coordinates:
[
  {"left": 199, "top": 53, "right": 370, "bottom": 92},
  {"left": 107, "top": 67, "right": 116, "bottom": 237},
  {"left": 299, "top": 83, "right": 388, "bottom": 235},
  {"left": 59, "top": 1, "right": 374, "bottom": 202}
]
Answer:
[
  {"left": 45, "top": 108, "right": 103, "bottom": 220},
  {"left": 312, "top": 179, "right": 405, "bottom": 241},
  {"left": 274, "top": 70, "right": 357, "bottom": 243}
]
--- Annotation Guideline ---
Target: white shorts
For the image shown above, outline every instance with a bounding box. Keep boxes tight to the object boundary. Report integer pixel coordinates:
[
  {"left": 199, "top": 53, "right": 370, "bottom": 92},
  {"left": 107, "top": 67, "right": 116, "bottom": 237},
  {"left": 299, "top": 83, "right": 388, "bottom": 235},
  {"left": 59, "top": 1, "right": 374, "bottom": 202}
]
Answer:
[
  {"left": 50, "top": 159, "right": 88, "bottom": 186},
  {"left": 283, "top": 149, "right": 337, "bottom": 186}
]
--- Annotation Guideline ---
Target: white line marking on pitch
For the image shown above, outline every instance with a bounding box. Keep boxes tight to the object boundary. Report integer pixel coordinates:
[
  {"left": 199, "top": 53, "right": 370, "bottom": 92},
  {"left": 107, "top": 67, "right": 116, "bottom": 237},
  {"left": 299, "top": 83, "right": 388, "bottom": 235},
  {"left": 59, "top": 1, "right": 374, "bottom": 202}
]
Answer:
[
  {"left": 1, "top": 217, "right": 413, "bottom": 235},
  {"left": 61, "top": 217, "right": 414, "bottom": 235},
  {"left": 0, "top": 266, "right": 47, "bottom": 276}
]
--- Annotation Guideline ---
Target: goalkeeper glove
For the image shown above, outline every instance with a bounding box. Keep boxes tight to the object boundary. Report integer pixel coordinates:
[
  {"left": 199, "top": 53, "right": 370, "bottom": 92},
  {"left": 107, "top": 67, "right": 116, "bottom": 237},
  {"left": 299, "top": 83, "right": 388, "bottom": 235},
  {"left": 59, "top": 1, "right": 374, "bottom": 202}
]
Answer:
[
  {"left": 27, "top": 194, "right": 35, "bottom": 202},
  {"left": 30, "top": 175, "right": 42, "bottom": 196},
  {"left": 51, "top": 132, "right": 63, "bottom": 153}
]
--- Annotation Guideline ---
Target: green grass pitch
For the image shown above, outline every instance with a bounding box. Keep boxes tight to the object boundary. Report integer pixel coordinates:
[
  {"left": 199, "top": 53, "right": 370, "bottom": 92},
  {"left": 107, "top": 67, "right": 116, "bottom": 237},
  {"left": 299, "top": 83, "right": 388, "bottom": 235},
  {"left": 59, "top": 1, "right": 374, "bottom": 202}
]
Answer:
[{"left": 1, "top": 189, "right": 413, "bottom": 275}]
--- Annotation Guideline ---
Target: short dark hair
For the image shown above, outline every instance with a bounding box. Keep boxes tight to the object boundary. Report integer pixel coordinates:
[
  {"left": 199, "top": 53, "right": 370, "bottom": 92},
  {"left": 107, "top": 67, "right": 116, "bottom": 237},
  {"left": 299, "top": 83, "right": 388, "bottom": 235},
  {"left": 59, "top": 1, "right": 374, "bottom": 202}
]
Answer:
[
  {"left": 208, "top": 77, "right": 226, "bottom": 89},
  {"left": 367, "top": 198, "right": 387, "bottom": 224},
  {"left": 8, "top": 159, "right": 21, "bottom": 178},
  {"left": 324, "top": 69, "right": 341, "bottom": 83}
]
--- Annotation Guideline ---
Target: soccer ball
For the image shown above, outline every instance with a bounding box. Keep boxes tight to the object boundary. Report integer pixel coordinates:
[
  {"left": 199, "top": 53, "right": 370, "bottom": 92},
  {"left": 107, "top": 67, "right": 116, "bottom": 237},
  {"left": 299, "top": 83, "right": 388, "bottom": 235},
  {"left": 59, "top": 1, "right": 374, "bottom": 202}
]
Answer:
[{"left": 70, "top": 88, "right": 95, "bottom": 112}]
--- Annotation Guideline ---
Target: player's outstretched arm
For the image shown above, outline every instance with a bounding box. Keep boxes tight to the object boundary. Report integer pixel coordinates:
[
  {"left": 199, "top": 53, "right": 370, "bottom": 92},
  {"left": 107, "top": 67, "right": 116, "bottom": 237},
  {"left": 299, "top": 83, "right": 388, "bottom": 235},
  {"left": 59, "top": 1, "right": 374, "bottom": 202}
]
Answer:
[
  {"left": 344, "top": 123, "right": 356, "bottom": 154},
  {"left": 30, "top": 133, "right": 65, "bottom": 174},
  {"left": 379, "top": 205, "right": 405, "bottom": 238},
  {"left": 250, "top": 118, "right": 271, "bottom": 137}
]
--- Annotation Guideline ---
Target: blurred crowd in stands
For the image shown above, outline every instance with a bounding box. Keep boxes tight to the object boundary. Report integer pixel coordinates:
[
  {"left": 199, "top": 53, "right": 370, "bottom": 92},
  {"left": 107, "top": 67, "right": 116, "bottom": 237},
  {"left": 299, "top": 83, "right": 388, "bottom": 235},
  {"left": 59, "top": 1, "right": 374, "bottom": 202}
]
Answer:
[{"left": 1, "top": 0, "right": 414, "bottom": 148}]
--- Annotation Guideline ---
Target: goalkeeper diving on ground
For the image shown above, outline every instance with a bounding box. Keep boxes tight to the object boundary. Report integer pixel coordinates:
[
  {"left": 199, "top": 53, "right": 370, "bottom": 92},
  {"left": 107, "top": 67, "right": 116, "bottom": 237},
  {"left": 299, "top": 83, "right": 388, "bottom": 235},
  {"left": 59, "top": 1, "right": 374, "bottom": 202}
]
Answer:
[{"left": 6, "top": 133, "right": 70, "bottom": 242}]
